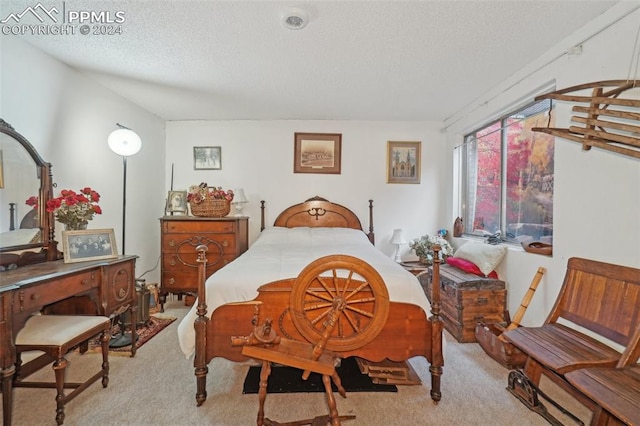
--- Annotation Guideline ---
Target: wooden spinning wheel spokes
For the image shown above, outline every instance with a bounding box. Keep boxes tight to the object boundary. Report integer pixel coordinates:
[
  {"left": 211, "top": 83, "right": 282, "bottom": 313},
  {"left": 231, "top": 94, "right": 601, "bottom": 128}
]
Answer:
[{"left": 290, "top": 254, "right": 390, "bottom": 352}]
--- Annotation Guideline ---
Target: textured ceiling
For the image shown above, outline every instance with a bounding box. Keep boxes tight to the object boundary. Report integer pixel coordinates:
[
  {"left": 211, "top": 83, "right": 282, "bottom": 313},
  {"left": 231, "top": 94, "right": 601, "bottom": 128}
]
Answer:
[{"left": 1, "top": 1, "right": 624, "bottom": 121}]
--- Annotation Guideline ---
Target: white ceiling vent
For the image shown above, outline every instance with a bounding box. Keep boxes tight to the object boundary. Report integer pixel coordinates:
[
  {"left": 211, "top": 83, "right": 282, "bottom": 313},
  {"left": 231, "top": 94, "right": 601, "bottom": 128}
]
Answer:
[{"left": 281, "top": 8, "right": 308, "bottom": 30}]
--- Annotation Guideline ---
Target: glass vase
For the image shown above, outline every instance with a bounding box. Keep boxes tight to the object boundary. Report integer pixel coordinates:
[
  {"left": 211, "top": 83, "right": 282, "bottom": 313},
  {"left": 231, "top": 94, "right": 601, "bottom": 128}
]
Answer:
[{"left": 64, "top": 221, "right": 88, "bottom": 231}]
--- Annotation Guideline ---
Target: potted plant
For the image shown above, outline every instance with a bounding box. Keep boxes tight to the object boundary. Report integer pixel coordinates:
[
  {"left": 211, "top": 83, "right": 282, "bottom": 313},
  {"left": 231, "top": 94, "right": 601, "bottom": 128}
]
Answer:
[{"left": 409, "top": 233, "right": 453, "bottom": 265}]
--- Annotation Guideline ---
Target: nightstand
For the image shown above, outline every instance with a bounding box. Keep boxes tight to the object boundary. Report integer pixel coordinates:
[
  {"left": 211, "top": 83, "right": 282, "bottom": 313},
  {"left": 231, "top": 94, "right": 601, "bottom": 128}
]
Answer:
[
  {"left": 400, "top": 261, "right": 430, "bottom": 295},
  {"left": 400, "top": 261, "right": 430, "bottom": 276}
]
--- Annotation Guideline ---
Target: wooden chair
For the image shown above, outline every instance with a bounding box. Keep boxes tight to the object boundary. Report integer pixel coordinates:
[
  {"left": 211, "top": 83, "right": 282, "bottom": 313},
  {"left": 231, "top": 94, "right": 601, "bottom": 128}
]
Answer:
[
  {"left": 503, "top": 258, "right": 640, "bottom": 425},
  {"left": 13, "top": 315, "right": 111, "bottom": 425},
  {"left": 235, "top": 255, "right": 390, "bottom": 426}
]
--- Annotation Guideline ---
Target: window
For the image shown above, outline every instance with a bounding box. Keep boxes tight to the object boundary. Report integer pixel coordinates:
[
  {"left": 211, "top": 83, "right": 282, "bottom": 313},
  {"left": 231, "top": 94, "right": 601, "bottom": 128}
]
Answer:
[{"left": 460, "top": 99, "right": 554, "bottom": 243}]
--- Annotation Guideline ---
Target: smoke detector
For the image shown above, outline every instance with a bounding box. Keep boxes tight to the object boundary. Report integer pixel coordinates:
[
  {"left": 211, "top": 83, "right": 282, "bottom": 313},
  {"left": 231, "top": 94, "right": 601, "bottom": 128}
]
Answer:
[{"left": 281, "top": 8, "right": 308, "bottom": 30}]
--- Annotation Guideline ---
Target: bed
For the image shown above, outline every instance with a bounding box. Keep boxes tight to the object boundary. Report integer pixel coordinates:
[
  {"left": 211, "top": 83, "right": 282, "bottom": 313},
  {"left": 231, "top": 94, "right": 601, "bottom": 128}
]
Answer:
[{"left": 177, "top": 197, "right": 443, "bottom": 406}]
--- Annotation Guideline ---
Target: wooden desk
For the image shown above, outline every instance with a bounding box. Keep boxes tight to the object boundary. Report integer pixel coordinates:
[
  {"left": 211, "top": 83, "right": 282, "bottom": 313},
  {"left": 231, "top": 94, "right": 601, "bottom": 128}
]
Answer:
[{"left": 0, "top": 255, "right": 137, "bottom": 426}]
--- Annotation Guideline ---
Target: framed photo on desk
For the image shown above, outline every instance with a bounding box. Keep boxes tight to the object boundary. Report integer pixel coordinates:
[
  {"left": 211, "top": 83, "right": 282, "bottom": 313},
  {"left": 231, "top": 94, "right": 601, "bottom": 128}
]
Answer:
[{"left": 62, "top": 229, "right": 118, "bottom": 263}]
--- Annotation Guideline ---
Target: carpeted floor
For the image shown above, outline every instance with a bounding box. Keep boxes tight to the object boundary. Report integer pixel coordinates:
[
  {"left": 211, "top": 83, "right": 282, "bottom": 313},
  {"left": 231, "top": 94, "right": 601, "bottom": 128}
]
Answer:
[{"left": 2, "top": 299, "right": 593, "bottom": 425}]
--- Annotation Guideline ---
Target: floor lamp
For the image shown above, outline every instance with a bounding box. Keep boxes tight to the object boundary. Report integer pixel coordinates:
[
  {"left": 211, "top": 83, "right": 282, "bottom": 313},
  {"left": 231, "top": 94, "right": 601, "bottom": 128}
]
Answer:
[{"left": 107, "top": 123, "right": 142, "bottom": 347}]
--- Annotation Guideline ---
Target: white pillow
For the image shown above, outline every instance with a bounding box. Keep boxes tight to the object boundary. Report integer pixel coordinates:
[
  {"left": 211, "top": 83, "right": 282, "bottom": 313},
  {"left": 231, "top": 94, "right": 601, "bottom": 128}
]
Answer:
[{"left": 454, "top": 243, "right": 507, "bottom": 276}]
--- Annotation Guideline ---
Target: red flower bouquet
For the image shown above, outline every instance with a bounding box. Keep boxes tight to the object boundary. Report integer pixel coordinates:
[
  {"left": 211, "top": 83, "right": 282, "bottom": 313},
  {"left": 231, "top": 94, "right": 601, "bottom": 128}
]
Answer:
[{"left": 46, "top": 187, "right": 102, "bottom": 230}]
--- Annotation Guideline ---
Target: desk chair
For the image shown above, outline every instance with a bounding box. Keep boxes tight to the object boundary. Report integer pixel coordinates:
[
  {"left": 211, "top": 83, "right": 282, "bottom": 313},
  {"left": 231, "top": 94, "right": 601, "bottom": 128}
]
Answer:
[{"left": 14, "top": 315, "right": 111, "bottom": 425}]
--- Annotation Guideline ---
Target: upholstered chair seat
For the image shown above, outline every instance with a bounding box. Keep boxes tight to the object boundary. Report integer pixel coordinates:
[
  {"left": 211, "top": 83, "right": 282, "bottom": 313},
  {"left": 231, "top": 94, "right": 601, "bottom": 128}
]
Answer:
[{"left": 14, "top": 315, "right": 111, "bottom": 425}]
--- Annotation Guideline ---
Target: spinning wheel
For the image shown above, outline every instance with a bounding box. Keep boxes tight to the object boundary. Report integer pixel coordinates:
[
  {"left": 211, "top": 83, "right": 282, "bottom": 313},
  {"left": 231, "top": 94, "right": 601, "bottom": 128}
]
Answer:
[
  {"left": 236, "top": 255, "right": 390, "bottom": 426},
  {"left": 290, "top": 255, "right": 389, "bottom": 352}
]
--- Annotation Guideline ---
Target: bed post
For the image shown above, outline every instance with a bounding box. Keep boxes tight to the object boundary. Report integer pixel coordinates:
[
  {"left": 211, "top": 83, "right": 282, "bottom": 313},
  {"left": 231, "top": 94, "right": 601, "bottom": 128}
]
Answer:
[
  {"left": 429, "top": 245, "right": 443, "bottom": 403},
  {"left": 368, "top": 199, "right": 375, "bottom": 244},
  {"left": 194, "top": 245, "right": 209, "bottom": 406},
  {"left": 260, "top": 200, "right": 266, "bottom": 232}
]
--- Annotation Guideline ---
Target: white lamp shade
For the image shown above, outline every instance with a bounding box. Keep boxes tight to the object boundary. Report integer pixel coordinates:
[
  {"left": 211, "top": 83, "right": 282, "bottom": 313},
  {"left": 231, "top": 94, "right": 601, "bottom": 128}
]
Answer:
[
  {"left": 233, "top": 188, "right": 248, "bottom": 203},
  {"left": 108, "top": 128, "right": 142, "bottom": 156},
  {"left": 390, "top": 229, "right": 406, "bottom": 245}
]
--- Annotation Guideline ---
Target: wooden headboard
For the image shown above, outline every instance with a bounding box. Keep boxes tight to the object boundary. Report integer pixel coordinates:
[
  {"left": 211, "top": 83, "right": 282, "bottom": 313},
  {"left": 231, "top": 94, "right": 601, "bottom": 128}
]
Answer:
[{"left": 260, "top": 196, "right": 375, "bottom": 244}]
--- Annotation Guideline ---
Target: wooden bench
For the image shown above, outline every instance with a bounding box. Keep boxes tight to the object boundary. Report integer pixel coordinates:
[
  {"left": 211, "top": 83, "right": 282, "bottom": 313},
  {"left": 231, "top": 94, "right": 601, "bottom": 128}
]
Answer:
[
  {"left": 565, "top": 365, "right": 640, "bottom": 426},
  {"left": 503, "top": 257, "right": 640, "bottom": 424}
]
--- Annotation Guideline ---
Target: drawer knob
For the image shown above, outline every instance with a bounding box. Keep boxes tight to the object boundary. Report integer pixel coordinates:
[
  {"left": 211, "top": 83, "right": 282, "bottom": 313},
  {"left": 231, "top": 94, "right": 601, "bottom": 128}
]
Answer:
[
  {"left": 30, "top": 293, "right": 40, "bottom": 301},
  {"left": 170, "top": 257, "right": 177, "bottom": 266},
  {"left": 118, "top": 288, "right": 127, "bottom": 298},
  {"left": 476, "top": 297, "right": 488, "bottom": 305},
  {"left": 169, "top": 278, "right": 175, "bottom": 285},
  {"left": 169, "top": 239, "right": 176, "bottom": 247},
  {"left": 222, "top": 240, "right": 229, "bottom": 247}
]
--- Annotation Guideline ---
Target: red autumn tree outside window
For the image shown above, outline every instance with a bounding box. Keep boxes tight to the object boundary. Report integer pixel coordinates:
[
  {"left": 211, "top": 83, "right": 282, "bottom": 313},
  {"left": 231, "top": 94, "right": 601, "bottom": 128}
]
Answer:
[{"left": 461, "top": 100, "right": 554, "bottom": 243}]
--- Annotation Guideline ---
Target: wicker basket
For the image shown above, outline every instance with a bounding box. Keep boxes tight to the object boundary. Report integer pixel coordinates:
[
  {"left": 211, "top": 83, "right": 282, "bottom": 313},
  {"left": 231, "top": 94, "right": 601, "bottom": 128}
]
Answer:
[{"left": 189, "top": 198, "right": 230, "bottom": 217}]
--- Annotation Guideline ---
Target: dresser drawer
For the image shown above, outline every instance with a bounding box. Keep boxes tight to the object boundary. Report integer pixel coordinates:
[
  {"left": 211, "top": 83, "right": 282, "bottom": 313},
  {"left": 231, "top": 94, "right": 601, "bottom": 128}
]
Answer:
[
  {"left": 163, "top": 220, "right": 236, "bottom": 233},
  {"left": 161, "top": 273, "right": 193, "bottom": 294},
  {"left": 162, "top": 253, "right": 236, "bottom": 272},
  {"left": 15, "top": 270, "right": 98, "bottom": 313},
  {"left": 162, "top": 233, "right": 238, "bottom": 254}
]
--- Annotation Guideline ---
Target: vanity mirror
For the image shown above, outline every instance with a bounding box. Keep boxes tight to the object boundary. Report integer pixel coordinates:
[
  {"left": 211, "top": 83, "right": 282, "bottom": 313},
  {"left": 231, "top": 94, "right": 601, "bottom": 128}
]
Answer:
[{"left": 0, "top": 119, "right": 59, "bottom": 267}]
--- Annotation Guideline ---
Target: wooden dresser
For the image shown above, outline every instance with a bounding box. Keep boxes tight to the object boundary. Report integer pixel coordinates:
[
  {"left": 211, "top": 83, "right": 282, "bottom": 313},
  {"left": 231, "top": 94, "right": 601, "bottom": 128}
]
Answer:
[
  {"left": 423, "top": 264, "right": 506, "bottom": 343},
  {"left": 159, "top": 216, "right": 249, "bottom": 309}
]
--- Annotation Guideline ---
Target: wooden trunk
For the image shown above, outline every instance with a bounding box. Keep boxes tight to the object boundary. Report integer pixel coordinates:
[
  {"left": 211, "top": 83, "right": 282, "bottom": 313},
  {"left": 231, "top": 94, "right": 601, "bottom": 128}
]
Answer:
[{"left": 424, "top": 264, "right": 506, "bottom": 343}]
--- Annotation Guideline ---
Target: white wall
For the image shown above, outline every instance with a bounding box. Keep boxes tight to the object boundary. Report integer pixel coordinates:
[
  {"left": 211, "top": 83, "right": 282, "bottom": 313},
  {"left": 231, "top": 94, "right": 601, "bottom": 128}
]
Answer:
[
  {"left": 165, "top": 120, "right": 446, "bottom": 257},
  {"left": 1, "top": 36, "right": 165, "bottom": 283},
  {"left": 4, "top": 4, "right": 638, "bottom": 325},
  {"left": 443, "top": 6, "right": 640, "bottom": 325}
]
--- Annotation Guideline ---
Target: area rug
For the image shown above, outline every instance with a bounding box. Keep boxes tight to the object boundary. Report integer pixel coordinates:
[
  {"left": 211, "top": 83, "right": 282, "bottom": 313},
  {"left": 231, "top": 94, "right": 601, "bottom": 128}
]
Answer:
[
  {"left": 242, "top": 357, "right": 397, "bottom": 394},
  {"left": 88, "top": 315, "right": 176, "bottom": 356}
]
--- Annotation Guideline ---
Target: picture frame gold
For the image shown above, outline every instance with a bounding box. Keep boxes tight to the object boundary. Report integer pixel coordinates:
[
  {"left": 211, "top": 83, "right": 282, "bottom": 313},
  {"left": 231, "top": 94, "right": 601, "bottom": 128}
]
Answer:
[
  {"left": 294, "top": 132, "right": 342, "bottom": 174},
  {"left": 387, "top": 141, "right": 421, "bottom": 184},
  {"left": 62, "top": 228, "right": 118, "bottom": 264}
]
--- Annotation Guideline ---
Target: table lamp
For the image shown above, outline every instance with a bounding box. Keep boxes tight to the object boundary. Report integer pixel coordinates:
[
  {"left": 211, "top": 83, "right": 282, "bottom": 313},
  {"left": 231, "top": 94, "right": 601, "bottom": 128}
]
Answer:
[
  {"left": 232, "top": 188, "right": 249, "bottom": 217},
  {"left": 390, "top": 228, "right": 406, "bottom": 263}
]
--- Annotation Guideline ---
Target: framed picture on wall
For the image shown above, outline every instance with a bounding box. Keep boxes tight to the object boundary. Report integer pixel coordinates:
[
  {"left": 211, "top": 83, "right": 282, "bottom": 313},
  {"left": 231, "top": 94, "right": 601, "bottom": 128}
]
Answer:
[
  {"left": 294, "top": 132, "right": 342, "bottom": 174},
  {"left": 193, "top": 146, "right": 221, "bottom": 170},
  {"left": 62, "top": 228, "right": 118, "bottom": 264},
  {"left": 387, "top": 141, "right": 421, "bottom": 184}
]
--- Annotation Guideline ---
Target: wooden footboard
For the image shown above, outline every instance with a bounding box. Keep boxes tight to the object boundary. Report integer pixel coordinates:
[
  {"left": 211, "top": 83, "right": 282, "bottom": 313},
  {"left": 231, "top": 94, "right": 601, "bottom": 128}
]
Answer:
[{"left": 192, "top": 244, "right": 444, "bottom": 406}]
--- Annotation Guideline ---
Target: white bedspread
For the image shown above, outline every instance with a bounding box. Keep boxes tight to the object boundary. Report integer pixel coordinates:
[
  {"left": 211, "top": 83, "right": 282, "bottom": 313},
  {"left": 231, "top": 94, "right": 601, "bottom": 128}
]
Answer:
[{"left": 177, "top": 227, "right": 431, "bottom": 358}]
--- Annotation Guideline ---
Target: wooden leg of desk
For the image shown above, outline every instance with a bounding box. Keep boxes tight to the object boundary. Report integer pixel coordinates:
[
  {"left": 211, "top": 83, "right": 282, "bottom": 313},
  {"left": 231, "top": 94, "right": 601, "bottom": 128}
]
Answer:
[{"left": 2, "top": 366, "right": 15, "bottom": 426}]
